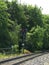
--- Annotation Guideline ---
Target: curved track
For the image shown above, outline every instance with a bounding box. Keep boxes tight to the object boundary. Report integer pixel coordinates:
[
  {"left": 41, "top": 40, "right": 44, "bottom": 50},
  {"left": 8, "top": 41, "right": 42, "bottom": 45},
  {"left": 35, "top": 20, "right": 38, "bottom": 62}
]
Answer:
[{"left": 0, "top": 52, "right": 48, "bottom": 65}]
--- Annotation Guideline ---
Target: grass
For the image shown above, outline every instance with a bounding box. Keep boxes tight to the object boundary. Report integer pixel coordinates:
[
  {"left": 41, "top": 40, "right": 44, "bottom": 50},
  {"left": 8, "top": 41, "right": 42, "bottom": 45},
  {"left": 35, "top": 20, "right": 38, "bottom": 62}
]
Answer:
[
  {"left": 0, "top": 53, "right": 8, "bottom": 59},
  {"left": 0, "top": 53, "right": 23, "bottom": 59},
  {"left": 0, "top": 49, "right": 32, "bottom": 59}
]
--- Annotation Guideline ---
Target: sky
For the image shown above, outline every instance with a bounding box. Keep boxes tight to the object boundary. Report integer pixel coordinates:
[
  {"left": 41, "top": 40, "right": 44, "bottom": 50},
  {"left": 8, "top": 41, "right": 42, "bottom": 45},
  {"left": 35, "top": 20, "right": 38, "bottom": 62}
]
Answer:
[{"left": 9, "top": 0, "right": 49, "bottom": 14}]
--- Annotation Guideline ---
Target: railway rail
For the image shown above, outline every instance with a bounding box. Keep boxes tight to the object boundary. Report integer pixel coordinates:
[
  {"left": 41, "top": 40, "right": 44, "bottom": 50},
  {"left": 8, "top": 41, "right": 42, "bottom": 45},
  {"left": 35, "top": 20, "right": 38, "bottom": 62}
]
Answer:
[{"left": 0, "top": 51, "right": 49, "bottom": 65}]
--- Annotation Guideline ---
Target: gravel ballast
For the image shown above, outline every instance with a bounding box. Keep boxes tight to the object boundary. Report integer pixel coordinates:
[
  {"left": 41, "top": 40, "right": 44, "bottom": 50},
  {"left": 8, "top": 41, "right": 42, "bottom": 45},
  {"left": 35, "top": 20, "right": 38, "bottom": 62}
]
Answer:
[
  {"left": 20, "top": 53, "right": 49, "bottom": 65},
  {"left": 1, "top": 53, "right": 49, "bottom": 65}
]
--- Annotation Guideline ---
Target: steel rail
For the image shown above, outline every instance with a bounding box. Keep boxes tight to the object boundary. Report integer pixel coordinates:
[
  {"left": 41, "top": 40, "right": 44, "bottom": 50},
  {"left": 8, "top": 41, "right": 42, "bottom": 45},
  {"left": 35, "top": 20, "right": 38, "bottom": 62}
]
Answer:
[{"left": 0, "top": 51, "right": 49, "bottom": 65}]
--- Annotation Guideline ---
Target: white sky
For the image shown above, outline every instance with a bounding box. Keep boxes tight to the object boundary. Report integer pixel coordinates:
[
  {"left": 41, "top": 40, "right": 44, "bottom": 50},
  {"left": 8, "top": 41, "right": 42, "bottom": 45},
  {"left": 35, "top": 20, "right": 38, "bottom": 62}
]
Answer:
[{"left": 9, "top": 0, "right": 49, "bottom": 14}]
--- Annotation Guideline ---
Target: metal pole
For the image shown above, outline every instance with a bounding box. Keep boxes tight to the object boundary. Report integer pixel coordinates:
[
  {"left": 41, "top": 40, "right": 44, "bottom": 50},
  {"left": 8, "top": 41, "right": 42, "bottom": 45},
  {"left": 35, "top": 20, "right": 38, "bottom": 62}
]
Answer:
[{"left": 22, "top": 43, "right": 24, "bottom": 54}]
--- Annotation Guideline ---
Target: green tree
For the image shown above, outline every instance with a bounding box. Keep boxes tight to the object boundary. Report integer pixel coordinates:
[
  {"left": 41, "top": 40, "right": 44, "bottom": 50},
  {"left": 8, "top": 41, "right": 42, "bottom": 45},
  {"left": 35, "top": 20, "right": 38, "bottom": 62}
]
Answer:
[
  {"left": 23, "top": 5, "right": 43, "bottom": 30},
  {"left": 0, "top": 0, "right": 11, "bottom": 48},
  {"left": 42, "top": 15, "right": 49, "bottom": 50},
  {"left": 26, "top": 26, "right": 45, "bottom": 51}
]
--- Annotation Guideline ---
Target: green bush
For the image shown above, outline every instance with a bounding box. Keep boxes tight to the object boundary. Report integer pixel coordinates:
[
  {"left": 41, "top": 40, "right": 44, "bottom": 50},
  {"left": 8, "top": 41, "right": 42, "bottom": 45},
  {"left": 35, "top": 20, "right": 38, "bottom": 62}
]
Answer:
[{"left": 12, "top": 45, "right": 19, "bottom": 53}]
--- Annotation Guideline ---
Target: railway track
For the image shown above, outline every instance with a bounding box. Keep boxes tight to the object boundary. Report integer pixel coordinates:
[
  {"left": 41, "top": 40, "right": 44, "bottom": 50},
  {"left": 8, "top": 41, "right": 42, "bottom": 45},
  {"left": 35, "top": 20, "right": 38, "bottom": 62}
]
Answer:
[{"left": 0, "top": 51, "right": 48, "bottom": 65}]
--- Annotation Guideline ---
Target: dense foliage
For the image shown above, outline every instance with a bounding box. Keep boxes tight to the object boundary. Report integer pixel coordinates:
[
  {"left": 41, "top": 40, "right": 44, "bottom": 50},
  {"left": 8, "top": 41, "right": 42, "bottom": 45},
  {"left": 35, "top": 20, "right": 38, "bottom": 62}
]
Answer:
[{"left": 0, "top": 0, "right": 49, "bottom": 53}]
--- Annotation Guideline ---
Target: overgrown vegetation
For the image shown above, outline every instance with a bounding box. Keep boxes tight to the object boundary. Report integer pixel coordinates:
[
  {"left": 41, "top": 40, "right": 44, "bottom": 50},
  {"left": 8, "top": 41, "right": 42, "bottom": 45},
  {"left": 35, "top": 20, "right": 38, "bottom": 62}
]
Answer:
[{"left": 0, "top": 0, "right": 49, "bottom": 54}]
